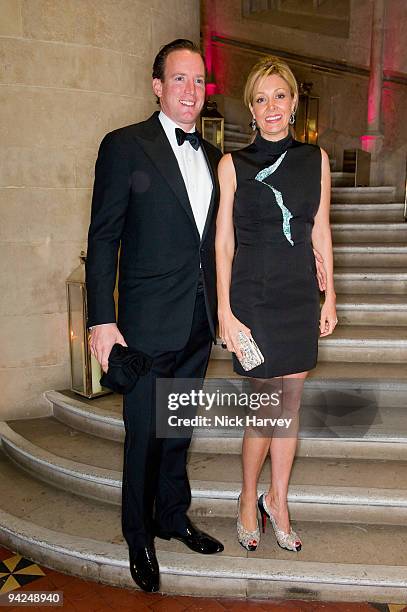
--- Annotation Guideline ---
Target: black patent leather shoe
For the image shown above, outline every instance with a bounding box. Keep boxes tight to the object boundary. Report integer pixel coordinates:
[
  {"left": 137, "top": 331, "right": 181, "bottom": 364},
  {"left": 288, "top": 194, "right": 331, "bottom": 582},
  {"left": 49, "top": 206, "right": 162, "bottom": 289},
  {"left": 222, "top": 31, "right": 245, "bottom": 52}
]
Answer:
[
  {"left": 156, "top": 520, "right": 224, "bottom": 555},
  {"left": 129, "top": 546, "right": 159, "bottom": 592}
]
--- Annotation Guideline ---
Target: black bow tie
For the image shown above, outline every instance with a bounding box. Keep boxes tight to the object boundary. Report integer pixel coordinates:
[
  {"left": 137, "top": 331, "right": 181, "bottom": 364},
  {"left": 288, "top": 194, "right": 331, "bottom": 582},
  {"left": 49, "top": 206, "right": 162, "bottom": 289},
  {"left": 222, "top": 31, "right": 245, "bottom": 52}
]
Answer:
[{"left": 175, "top": 128, "right": 201, "bottom": 150}]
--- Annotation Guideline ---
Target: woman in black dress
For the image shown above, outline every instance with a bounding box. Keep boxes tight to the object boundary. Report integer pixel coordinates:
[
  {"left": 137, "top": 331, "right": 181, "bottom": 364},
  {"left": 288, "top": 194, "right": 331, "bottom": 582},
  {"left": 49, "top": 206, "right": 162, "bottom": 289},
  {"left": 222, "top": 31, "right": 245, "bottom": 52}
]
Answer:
[{"left": 216, "top": 56, "right": 337, "bottom": 552}]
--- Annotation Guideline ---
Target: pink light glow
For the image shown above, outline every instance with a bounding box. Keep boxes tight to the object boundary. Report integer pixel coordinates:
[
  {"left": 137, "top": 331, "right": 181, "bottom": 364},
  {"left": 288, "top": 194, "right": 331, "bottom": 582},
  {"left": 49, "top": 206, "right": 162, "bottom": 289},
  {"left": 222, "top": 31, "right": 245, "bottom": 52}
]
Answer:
[
  {"left": 204, "top": 35, "right": 213, "bottom": 77},
  {"left": 360, "top": 134, "right": 379, "bottom": 153},
  {"left": 206, "top": 82, "right": 217, "bottom": 96},
  {"left": 367, "top": 91, "right": 377, "bottom": 126},
  {"left": 202, "top": 1, "right": 220, "bottom": 96}
]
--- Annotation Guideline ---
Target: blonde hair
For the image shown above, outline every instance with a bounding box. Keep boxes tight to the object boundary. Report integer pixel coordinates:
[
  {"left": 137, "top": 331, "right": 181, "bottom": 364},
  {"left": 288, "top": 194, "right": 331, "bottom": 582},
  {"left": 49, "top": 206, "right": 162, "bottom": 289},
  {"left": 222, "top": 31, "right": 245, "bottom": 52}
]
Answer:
[{"left": 244, "top": 56, "right": 298, "bottom": 111}]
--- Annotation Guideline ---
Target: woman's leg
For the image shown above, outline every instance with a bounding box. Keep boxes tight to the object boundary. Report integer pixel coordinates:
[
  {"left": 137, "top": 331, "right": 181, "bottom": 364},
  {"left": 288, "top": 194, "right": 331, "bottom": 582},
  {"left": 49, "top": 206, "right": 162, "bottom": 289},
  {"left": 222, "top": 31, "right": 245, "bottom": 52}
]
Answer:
[
  {"left": 239, "top": 430, "right": 271, "bottom": 530},
  {"left": 239, "top": 377, "right": 280, "bottom": 531},
  {"left": 265, "top": 371, "right": 308, "bottom": 533}
]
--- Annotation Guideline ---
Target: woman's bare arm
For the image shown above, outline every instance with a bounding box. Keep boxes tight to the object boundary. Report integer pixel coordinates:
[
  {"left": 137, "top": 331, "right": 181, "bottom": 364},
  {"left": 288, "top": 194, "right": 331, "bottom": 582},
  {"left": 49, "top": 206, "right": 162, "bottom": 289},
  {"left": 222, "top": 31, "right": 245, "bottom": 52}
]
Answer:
[
  {"left": 215, "top": 154, "right": 250, "bottom": 357},
  {"left": 312, "top": 148, "right": 337, "bottom": 336}
]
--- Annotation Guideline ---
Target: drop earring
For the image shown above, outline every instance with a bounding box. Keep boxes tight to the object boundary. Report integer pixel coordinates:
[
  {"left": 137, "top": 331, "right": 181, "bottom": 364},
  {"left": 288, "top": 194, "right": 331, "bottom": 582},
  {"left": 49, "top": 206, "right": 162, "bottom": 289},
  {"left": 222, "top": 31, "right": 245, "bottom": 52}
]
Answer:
[
  {"left": 289, "top": 112, "right": 295, "bottom": 125},
  {"left": 250, "top": 117, "right": 257, "bottom": 131}
]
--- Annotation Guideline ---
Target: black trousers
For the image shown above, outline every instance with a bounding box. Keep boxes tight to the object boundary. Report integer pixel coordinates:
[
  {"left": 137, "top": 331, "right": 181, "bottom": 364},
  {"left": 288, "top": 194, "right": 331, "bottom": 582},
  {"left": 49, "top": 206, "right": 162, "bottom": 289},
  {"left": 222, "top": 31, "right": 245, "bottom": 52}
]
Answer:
[{"left": 121, "top": 288, "right": 212, "bottom": 552}]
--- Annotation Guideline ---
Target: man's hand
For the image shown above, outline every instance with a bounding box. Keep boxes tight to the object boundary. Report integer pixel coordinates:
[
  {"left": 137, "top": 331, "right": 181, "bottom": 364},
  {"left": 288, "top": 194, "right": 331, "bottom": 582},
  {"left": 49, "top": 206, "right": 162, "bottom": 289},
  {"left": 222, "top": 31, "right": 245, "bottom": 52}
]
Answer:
[
  {"left": 89, "top": 323, "right": 127, "bottom": 373},
  {"left": 313, "top": 248, "right": 327, "bottom": 292}
]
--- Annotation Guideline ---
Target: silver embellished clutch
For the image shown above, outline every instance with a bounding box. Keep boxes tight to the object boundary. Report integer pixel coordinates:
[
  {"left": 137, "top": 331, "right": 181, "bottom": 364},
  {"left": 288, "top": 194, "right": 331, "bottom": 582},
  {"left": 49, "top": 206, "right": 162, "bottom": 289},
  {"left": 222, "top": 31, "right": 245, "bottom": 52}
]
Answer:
[{"left": 237, "top": 331, "right": 264, "bottom": 371}]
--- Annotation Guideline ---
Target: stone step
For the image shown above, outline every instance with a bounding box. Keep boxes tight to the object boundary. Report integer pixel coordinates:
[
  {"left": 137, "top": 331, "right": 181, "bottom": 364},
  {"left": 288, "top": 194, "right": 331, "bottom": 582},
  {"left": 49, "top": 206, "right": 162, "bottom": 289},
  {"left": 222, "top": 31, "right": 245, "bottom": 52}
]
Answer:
[
  {"left": 224, "top": 141, "right": 249, "bottom": 152},
  {"left": 0, "top": 451, "right": 406, "bottom": 602},
  {"left": 331, "top": 222, "right": 407, "bottom": 243},
  {"left": 333, "top": 244, "right": 407, "bottom": 268},
  {"left": 207, "top": 359, "right": 407, "bottom": 383},
  {"left": 3, "top": 413, "right": 407, "bottom": 526},
  {"left": 330, "top": 172, "right": 355, "bottom": 187},
  {"left": 335, "top": 293, "right": 407, "bottom": 326},
  {"left": 45, "top": 385, "right": 407, "bottom": 460},
  {"left": 331, "top": 187, "right": 397, "bottom": 203},
  {"left": 333, "top": 267, "right": 407, "bottom": 294},
  {"left": 211, "top": 325, "right": 407, "bottom": 363},
  {"left": 318, "top": 325, "right": 407, "bottom": 362},
  {"left": 330, "top": 202, "right": 405, "bottom": 222},
  {"left": 3, "top": 418, "right": 407, "bottom": 525},
  {"left": 224, "top": 122, "right": 243, "bottom": 132},
  {"left": 203, "top": 371, "right": 407, "bottom": 408},
  {"left": 224, "top": 129, "right": 251, "bottom": 143}
]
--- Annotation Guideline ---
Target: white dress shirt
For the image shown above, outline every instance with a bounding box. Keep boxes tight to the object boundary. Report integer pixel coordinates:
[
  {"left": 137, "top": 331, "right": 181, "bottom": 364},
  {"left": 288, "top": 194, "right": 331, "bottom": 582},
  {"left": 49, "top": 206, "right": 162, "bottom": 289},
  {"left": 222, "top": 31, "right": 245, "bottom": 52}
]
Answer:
[{"left": 158, "top": 111, "right": 213, "bottom": 239}]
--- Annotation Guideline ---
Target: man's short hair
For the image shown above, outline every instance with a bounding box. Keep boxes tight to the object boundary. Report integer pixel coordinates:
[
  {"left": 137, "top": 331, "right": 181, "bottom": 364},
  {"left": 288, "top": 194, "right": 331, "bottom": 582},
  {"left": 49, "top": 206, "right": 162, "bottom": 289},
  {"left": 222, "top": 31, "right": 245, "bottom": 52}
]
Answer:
[{"left": 152, "top": 39, "right": 204, "bottom": 81}]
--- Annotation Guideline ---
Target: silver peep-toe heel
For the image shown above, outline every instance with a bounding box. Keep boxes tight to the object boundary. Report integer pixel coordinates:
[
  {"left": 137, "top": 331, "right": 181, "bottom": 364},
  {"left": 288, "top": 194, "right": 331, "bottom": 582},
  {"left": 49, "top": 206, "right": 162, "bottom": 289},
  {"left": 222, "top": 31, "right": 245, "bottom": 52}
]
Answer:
[
  {"left": 258, "top": 493, "right": 302, "bottom": 552},
  {"left": 237, "top": 495, "right": 260, "bottom": 552}
]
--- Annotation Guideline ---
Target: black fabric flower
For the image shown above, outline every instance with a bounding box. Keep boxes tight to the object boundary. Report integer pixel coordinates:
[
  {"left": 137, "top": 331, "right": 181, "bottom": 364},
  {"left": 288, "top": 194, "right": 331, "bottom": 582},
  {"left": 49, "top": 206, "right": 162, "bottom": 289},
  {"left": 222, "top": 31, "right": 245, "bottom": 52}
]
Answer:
[{"left": 100, "top": 343, "right": 153, "bottom": 394}]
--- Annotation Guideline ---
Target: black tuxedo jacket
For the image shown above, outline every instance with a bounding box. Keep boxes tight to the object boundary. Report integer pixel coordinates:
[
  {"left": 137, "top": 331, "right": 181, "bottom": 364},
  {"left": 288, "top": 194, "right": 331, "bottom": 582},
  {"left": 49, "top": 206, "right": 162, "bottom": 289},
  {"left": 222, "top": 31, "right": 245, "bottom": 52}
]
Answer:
[{"left": 85, "top": 112, "right": 222, "bottom": 354}]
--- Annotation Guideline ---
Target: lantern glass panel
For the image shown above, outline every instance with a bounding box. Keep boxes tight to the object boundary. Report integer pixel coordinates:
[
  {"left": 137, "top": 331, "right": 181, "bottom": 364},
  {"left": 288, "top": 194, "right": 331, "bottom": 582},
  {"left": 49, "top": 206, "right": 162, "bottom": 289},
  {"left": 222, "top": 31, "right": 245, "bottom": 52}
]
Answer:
[
  {"left": 307, "top": 97, "right": 319, "bottom": 144},
  {"left": 66, "top": 252, "right": 108, "bottom": 398},
  {"left": 296, "top": 92, "right": 319, "bottom": 144},
  {"left": 68, "top": 283, "right": 87, "bottom": 394},
  {"left": 202, "top": 118, "right": 224, "bottom": 152},
  {"left": 296, "top": 95, "right": 308, "bottom": 143}
]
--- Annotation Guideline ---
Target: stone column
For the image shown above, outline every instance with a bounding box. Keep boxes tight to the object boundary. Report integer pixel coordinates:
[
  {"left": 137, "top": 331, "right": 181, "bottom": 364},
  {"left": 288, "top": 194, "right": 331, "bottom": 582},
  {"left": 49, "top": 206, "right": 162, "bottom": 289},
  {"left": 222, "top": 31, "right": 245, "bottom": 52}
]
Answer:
[
  {"left": 0, "top": 0, "right": 199, "bottom": 419},
  {"left": 360, "top": 0, "right": 386, "bottom": 182}
]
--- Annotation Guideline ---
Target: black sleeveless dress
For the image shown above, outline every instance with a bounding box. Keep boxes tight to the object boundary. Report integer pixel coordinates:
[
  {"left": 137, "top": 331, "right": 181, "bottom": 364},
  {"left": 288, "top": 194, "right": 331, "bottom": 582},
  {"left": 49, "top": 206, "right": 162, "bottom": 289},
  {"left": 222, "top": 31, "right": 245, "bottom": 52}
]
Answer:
[{"left": 230, "top": 132, "right": 321, "bottom": 378}]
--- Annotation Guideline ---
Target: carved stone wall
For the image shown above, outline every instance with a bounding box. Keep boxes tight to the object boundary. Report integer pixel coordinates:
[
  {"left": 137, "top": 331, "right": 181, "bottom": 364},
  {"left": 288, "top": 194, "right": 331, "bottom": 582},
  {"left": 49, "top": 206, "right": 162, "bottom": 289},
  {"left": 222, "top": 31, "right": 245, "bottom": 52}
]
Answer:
[{"left": 0, "top": 0, "right": 200, "bottom": 419}]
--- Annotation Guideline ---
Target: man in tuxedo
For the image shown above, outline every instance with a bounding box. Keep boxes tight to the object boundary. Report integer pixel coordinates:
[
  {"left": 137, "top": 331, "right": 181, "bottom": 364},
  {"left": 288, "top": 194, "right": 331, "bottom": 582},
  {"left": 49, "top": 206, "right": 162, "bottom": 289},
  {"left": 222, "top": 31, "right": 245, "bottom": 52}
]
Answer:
[{"left": 85, "top": 39, "right": 223, "bottom": 592}]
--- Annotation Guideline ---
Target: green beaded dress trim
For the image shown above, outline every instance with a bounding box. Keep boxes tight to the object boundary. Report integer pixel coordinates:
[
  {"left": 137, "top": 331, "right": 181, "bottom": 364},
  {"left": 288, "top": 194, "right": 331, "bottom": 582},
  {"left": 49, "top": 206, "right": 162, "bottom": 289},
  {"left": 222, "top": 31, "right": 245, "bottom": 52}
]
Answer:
[{"left": 255, "top": 151, "right": 294, "bottom": 246}]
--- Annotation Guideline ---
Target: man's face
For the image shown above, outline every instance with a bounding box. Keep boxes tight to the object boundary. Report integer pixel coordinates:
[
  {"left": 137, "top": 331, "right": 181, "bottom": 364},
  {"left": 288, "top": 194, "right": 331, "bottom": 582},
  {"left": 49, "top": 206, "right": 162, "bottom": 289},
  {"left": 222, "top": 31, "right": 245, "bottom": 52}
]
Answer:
[{"left": 153, "top": 49, "right": 206, "bottom": 130}]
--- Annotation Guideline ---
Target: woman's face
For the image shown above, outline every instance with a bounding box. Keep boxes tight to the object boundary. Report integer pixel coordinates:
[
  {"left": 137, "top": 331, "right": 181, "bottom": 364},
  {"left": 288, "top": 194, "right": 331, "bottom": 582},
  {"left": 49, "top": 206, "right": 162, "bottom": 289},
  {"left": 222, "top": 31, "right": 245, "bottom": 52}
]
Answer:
[{"left": 250, "top": 73, "right": 296, "bottom": 141}]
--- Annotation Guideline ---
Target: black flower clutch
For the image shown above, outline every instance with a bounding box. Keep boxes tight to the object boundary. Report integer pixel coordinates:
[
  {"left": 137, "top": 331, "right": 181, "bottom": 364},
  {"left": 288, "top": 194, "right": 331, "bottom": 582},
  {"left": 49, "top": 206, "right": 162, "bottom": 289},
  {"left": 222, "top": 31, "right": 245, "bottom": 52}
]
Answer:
[{"left": 100, "top": 343, "right": 153, "bottom": 394}]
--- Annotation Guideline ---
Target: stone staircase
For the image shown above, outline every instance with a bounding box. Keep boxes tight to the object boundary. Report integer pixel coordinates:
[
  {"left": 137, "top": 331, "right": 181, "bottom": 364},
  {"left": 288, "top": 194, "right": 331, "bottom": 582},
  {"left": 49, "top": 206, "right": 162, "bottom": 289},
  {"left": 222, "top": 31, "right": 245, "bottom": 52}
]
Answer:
[
  {"left": 330, "top": 172, "right": 355, "bottom": 187},
  {"left": 0, "top": 382, "right": 407, "bottom": 602},
  {"left": 224, "top": 122, "right": 252, "bottom": 152},
  {"left": 0, "top": 179, "right": 406, "bottom": 603}
]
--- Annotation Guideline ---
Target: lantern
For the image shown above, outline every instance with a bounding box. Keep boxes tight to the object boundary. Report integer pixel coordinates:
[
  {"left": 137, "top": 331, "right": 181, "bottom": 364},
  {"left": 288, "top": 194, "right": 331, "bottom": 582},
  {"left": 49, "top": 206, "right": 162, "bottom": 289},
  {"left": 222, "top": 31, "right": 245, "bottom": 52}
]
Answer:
[
  {"left": 66, "top": 251, "right": 110, "bottom": 398},
  {"left": 200, "top": 100, "right": 224, "bottom": 152},
  {"left": 343, "top": 148, "right": 371, "bottom": 187},
  {"left": 295, "top": 82, "right": 319, "bottom": 145}
]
